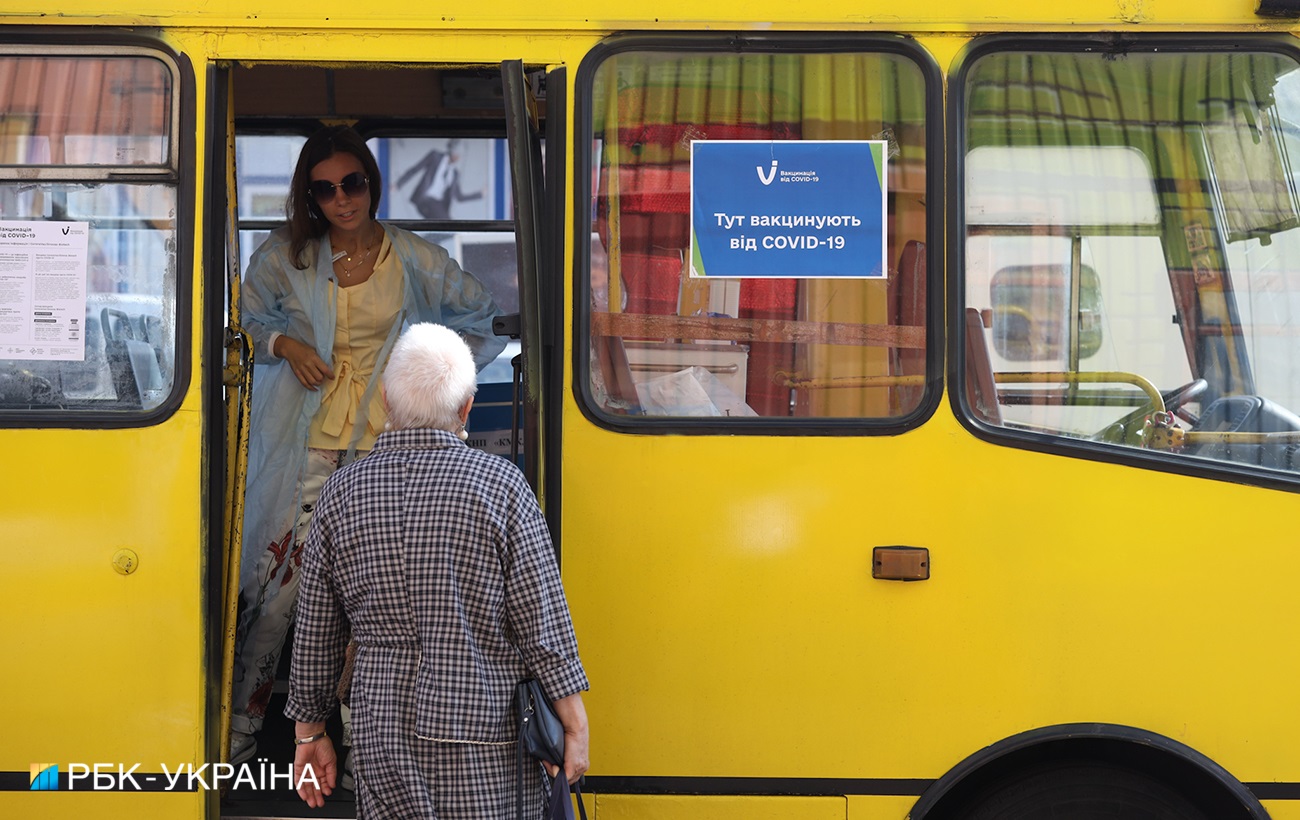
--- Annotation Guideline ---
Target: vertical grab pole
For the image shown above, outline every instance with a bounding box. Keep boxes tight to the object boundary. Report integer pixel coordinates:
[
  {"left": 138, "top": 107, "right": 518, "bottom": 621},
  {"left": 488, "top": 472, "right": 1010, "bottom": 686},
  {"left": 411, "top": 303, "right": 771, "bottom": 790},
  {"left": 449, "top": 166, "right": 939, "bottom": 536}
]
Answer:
[{"left": 219, "top": 80, "right": 254, "bottom": 768}]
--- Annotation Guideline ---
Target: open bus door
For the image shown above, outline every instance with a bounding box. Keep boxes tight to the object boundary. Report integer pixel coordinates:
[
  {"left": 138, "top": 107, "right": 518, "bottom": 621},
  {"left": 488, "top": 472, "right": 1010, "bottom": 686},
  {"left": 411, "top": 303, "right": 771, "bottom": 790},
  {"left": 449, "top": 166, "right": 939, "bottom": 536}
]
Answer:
[
  {"left": 209, "top": 60, "right": 254, "bottom": 785},
  {"left": 501, "top": 60, "right": 565, "bottom": 534}
]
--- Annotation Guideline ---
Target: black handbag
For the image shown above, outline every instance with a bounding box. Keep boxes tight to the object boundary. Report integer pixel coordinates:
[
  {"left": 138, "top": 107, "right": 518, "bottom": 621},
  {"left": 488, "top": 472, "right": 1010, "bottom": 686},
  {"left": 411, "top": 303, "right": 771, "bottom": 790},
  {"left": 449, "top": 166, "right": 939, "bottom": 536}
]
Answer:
[
  {"left": 516, "top": 678, "right": 565, "bottom": 765},
  {"left": 515, "top": 678, "right": 587, "bottom": 820}
]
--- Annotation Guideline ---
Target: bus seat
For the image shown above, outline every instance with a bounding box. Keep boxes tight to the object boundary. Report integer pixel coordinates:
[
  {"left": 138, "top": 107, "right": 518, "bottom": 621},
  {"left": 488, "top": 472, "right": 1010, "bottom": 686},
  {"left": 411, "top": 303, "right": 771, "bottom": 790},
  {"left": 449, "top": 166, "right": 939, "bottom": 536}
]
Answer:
[
  {"left": 142, "top": 314, "right": 166, "bottom": 362},
  {"left": 102, "top": 307, "right": 162, "bottom": 407},
  {"left": 889, "top": 240, "right": 926, "bottom": 411},
  {"left": 964, "top": 307, "right": 1002, "bottom": 425},
  {"left": 125, "top": 338, "right": 163, "bottom": 395},
  {"left": 57, "top": 313, "right": 105, "bottom": 396},
  {"left": 891, "top": 240, "right": 926, "bottom": 331},
  {"left": 594, "top": 334, "right": 643, "bottom": 415}
]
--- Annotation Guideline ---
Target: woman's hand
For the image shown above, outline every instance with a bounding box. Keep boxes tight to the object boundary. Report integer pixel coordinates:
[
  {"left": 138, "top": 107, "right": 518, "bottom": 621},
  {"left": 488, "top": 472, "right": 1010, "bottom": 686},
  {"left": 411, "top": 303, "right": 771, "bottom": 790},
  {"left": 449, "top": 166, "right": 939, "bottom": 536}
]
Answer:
[
  {"left": 275, "top": 336, "right": 335, "bottom": 390},
  {"left": 293, "top": 724, "right": 338, "bottom": 808},
  {"left": 547, "top": 692, "right": 590, "bottom": 785}
]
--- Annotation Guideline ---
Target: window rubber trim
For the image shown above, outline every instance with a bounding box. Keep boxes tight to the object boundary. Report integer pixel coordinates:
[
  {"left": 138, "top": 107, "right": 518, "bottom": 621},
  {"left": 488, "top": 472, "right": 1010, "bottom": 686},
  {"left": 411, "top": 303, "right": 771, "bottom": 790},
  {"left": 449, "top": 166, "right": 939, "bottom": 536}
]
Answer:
[
  {"left": 573, "top": 32, "right": 944, "bottom": 436},
  {"left": 0, "top": 27, "right": 195, "bottom": 430},
  {"left": 947, "top": 32, "right": 1300, "bottom": 493}
]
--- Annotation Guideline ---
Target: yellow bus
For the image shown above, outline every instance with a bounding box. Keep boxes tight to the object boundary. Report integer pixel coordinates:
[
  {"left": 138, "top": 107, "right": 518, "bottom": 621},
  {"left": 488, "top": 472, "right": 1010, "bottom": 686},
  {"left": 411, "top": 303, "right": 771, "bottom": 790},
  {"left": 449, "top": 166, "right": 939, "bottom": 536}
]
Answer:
[{"left": 4, "top": 0, "right": 1300, "bottom": 818}]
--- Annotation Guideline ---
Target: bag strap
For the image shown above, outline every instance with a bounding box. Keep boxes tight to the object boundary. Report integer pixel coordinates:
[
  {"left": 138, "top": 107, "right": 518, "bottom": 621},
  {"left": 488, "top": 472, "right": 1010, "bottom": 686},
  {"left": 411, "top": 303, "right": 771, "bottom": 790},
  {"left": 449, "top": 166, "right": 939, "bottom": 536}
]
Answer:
[
  {"left": 518, "top": 753, "right": 590, "bottom": 820},
  {"left": 573, "top": 778, "right": 589, "bottom": 820}
]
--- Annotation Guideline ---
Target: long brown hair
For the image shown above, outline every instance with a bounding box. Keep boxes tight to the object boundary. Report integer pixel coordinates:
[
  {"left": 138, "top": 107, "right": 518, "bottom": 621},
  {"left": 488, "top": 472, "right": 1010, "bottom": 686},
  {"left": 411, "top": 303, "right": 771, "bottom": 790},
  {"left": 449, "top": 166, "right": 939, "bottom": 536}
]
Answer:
[{"left": 286, "top": 125, "right": 383, "bottom": 269}]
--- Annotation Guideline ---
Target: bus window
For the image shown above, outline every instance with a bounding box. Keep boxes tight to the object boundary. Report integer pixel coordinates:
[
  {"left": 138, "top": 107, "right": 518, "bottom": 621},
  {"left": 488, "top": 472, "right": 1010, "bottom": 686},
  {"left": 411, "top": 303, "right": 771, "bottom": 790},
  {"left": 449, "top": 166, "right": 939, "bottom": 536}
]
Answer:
[
  {"left": 990, "top": 262, "right": 1103, "bottom": 362},
  {"left": 235, "top": 134, "right": 306, "bottom": 274},
  {"left": 1223, "top": 66, "right": 1300, "bottom": 418},
  {"left": 960, "top": 46, "right": 1300, "bottom": 477},
  {"left": 0, "top": 50, "right": 181, "bottom": 418},
  {"left": 581, "top": 42, "right": 935, "bottom": 424}
]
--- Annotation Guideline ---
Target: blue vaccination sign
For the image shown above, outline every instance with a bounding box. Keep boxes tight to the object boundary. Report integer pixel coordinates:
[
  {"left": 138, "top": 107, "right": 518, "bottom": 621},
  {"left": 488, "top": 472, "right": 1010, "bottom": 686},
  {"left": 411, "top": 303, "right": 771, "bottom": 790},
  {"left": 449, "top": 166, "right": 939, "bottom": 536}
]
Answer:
[{"left": 690, "top": 140, "right": 887, "bottom": 279}]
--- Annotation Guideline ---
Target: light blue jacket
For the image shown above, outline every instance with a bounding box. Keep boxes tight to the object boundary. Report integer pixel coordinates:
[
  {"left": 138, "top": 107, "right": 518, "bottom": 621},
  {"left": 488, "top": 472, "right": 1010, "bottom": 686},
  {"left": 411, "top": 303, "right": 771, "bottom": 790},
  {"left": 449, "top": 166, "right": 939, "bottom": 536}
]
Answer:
[{"left": 239, "top": 223, "right": 505, "bottom": 592}]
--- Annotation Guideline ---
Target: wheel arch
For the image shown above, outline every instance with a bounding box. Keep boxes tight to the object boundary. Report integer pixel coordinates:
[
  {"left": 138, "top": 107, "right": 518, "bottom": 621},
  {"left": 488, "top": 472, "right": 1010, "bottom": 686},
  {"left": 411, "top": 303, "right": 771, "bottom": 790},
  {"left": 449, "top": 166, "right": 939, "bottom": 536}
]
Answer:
[{"left": 908, "top": 723, "right": 1268, "bottom": 820}]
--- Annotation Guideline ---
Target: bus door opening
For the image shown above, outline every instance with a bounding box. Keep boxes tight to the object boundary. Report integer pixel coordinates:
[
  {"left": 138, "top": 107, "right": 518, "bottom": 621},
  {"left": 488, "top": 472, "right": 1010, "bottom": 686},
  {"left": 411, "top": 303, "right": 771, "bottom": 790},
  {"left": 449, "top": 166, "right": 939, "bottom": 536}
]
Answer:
[{"left": 220, "top": 60, "right": 537, "bottom": 818}]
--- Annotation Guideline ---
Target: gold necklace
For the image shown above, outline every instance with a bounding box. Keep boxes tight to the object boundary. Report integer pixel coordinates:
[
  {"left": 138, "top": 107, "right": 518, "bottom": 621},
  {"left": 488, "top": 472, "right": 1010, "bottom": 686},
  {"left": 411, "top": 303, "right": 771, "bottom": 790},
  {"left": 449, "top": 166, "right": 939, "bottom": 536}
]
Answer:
[
  {"left": 336, "top": 242, "right": 375, "bottom": 276},
  {"left": 334, "top": 229, "right": 377, "bottom": 277}
]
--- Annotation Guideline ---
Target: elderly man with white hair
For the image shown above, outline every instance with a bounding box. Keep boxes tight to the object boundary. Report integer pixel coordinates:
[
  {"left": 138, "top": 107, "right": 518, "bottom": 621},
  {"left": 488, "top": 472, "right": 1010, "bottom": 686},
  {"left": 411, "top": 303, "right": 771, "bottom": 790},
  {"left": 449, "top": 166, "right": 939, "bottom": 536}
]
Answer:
[{"left": 284, "top": 322, "right": 590, "bottom": 819}]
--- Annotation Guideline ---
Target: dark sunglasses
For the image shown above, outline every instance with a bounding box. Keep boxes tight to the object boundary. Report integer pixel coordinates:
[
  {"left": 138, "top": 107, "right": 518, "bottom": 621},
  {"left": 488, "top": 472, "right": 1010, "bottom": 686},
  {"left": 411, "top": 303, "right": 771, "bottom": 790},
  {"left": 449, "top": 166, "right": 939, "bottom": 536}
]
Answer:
[{"left": 308, "top": 172, "right": 369, "bottom": 203}]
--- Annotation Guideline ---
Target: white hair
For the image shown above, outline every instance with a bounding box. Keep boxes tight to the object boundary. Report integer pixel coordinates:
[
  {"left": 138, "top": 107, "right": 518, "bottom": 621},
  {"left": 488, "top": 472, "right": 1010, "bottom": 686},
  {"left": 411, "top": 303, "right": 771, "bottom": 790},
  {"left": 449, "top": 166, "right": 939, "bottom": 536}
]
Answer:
[{"left": 383, "top": 323, "right": 477, "bottom": 432}]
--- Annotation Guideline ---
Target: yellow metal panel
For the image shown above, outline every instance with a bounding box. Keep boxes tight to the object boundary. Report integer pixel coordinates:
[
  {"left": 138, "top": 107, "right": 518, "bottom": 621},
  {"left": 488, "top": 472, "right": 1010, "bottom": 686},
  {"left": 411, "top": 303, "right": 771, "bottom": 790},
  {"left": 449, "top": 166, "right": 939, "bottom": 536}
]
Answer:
[
  {"left": 2, "top": 793, "right": 202, "bottom": 818},
  {"left": 1264, "top": 802, "right": 1300, "bottom": 820},
  {"left": 848, "top": 795, "right": 918, "bottom": 820},
  {"left": 194, "top": 29, "right": 586, "bottom": 65},
  {"left": 560, "top": 398, "right": 1300, "bottom": 784},
  {"left": 0, "top": 422, "right": 205, "bottom": 818},
  {"left": 595, "top": 795, "right": 846, "bottom": 819}
]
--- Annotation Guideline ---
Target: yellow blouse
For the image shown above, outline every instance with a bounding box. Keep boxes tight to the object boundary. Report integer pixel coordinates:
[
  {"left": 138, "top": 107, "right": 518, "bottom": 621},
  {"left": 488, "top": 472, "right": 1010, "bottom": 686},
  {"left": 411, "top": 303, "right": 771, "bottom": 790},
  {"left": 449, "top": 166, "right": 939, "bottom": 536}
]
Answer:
[{"left": 308, "top": 231, "right": 404, "bottom": 450}]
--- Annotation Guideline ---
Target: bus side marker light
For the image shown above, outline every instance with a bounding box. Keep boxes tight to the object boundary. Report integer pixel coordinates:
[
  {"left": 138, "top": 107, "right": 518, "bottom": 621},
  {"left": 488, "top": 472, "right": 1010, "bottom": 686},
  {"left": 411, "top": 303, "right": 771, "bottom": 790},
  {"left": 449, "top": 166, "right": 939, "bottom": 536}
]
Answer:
[{"left": 872, "top": 546, "right": 929, "bottom": 581}]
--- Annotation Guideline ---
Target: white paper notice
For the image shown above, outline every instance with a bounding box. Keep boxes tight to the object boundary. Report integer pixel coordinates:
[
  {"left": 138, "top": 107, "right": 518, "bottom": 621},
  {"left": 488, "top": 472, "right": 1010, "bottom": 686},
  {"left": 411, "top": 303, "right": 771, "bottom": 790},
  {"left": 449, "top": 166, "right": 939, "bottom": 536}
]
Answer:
[{"left": 0, "top": 221, "right": 89, "bottom": 362}]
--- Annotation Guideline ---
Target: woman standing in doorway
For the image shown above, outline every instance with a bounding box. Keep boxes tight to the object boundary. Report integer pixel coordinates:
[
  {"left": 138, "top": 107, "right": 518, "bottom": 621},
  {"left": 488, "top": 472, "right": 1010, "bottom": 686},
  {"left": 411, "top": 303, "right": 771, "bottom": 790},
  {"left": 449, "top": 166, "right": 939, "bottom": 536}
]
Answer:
[{"left": 230, "top": 125, "right": 504, "bottom": 767}]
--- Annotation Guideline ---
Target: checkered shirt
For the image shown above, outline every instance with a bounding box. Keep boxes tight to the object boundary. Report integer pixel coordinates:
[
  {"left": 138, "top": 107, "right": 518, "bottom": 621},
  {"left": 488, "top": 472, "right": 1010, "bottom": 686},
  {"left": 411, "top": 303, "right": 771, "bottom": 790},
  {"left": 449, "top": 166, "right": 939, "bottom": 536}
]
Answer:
[{"left": 285, "top": 428, "right": 588, "bottom": 744}]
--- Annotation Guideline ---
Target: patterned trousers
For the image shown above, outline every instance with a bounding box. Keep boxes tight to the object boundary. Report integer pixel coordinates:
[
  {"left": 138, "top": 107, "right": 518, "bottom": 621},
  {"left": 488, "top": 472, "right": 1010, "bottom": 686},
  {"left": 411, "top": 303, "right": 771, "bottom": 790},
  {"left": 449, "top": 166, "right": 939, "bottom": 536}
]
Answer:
[{"left": 231, "top": 447, "right": 354, "bottom": 735}]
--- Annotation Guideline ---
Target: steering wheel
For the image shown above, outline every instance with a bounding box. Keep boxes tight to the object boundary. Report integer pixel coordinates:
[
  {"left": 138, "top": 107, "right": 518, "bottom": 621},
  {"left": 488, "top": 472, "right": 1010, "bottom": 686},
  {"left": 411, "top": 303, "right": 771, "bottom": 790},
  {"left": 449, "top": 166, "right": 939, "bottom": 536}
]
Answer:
[{"left": 1093, "top": 378, "right": 1208, "bottom": 444}]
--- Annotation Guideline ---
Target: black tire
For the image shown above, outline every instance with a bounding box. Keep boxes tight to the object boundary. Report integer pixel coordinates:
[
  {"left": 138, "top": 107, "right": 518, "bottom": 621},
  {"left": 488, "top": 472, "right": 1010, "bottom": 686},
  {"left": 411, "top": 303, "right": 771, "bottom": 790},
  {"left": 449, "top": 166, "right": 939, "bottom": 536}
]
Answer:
[{"left": 956, "top": 762, "right": 1212, "bottom": 820}]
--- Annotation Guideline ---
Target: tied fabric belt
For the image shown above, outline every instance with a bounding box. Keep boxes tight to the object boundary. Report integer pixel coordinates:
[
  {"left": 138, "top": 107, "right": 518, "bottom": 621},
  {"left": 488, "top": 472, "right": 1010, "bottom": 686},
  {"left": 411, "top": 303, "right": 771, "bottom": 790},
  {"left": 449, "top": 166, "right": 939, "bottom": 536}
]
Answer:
[{"left": 317, "top": 359, "right": 376, "bottom": 438}]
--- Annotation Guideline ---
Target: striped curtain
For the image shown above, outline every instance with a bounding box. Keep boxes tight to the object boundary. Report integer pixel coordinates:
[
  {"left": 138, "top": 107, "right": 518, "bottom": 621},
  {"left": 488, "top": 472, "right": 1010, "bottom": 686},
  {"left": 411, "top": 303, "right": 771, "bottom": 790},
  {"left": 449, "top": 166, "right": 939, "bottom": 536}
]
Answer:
[{"left": 966, "top": 52, "right": 1299, "bottom": 242}]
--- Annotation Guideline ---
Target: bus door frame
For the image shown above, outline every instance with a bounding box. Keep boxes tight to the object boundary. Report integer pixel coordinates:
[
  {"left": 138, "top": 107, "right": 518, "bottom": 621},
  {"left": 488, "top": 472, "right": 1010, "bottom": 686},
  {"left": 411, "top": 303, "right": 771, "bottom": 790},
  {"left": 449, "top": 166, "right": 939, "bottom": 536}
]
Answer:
[
  {"left": 501, "top": 60, "right": 567, "bottom": 555},
  {"left": 203, "top": 59, "right": 253, "bottom": 789}
]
